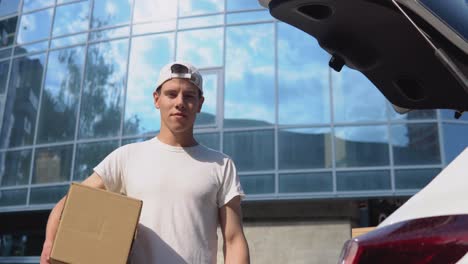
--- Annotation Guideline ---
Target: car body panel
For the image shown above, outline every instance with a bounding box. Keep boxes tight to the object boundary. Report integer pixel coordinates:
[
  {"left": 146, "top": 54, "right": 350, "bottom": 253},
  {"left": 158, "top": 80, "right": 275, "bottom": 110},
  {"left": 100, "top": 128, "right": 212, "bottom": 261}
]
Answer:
[{"left": 380, "top": 147, "right": 468, "bottom": 227}]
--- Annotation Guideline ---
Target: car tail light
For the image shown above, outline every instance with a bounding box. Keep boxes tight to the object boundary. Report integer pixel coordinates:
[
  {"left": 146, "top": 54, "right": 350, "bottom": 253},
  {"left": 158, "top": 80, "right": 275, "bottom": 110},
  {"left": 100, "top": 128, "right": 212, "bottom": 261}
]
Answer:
[
  {"left": 337, "top": 215, "right": 468, "bottom": 264},
  {"left": 338, "top": 239, "right": 360, "bottom": 264}
]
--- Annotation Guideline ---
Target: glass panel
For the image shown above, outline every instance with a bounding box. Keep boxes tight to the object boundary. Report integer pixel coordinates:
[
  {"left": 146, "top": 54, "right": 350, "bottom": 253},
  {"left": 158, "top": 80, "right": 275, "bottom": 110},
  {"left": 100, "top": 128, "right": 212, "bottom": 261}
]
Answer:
[
  {"left": 0, "top": 0, "right": 19, "bottom": 17},
  {"left": 226, "top": 0, "right": 262, "bottom": 11},
  {"left": 332, "top": 67, "right": 387, "bottom": 123},
  {"left": 132, "top": 20, "right": 176, "bottom": 35},
  {"left": 195, "top": 73, "right": 217, "bottom": 126},
  {"left": 389, "top": 107, "right": 436, "bottom": 120},
  {"left": 133, "top": 0, "right": 177, "bottom": 23},
  {"left": 177, "top": 27, "right": 223, "bottom": 68},
  {"left": 194, "top": 132, "right": 219, "bottom": 151},
  {"left": 225, "top": 23, "right": 274, "bottom": 127},
  {"left": 0, "top": 17, "right": 18, "bottom": 48},
  {"left": 124, "top": 33, "right": 174, "bottom": 136},
  {"left": 22, "top": 0, "right": 54, "bottom": 12},
  {"left": 337, "top": 170, "right": 391, "bottom": 191},
  {"left": 79, "top": 39, "right": 129, "bottom": 139},
  {"left": 89, "top": 26, "right": 129, "bottom": 41},
  {"left": 178, "top": 14, "right": 224, "bottom": 30},
  {"left": 53, "top": 1, "right": 90, "bottom": 37},
  {"left": 74, "top": 140, "right": 119, "bottom": 181},
  {"left": 279, "top": 128, "right": 332, "bottom": 169},
  {"left": 14, "top": 41, "right": 48, "bottom": 55},
  {"left": 226, "top": 10, "right": 272, "bottom": 24},
  {"left": 443, "top": 123, "right": 468, "bottom": 164},
  {"left": 32, "top": 145, "right": 73, "bottom": 184},
  {"left": 179, "top": 0, "right": 224, "bottom": 16},
  {"left": 223, "top": 130, "right": 274, "bottom": 171},
  {"left": 335, "top": 125, "right": 389, "bottom": 167},
  {"left": 58, "top": 0, "right": 78, "bottom": 3},
  {"left": 280, "top": 172, "right": 333, "bottom": 193},
  {"left": 0, "top": 53, "right": 45, "bottom": 148},
  {"left": 395, "top": 168, "right": 441, "bottom": 190},
  {"left": 91, "top": 0, "right": 131, "bottom": 29},
  {"left": 17, "top": 8, "right": 53, "bottom": 44},
  {"left": 391, "top": 123, "right": 440, "bottom": 165},
  {"left": 0, "top": 48, "right": 12, "bottom": 60},
  {"left": 440, "top": 109, "right": 468, "bottom": 121},
  {"left": 50, "top": 33, "right": 87, "bottom": 49},
  {"left": 419, "top": 0, "right": 468, "bottom": 41},
  {"left": 0, "top": 60, "right": 9, "bottom": 94},
  {"left": 240, "top": 174, "right": 274, "bottom": 194},
  {"left": 278, "top": 22, "right": 330, "bottom": 125},
  {"left": 0, "top": 188, "right": 27, "bottom": 206},
  {"left": 30, "top": 185, "right": 68, "bottom": 204},
  {"left": 37, "top": 46, "right": 85, "bottom": 143},
  {"left": 0, "top": 150, "right": 32, "bottom": 186}
]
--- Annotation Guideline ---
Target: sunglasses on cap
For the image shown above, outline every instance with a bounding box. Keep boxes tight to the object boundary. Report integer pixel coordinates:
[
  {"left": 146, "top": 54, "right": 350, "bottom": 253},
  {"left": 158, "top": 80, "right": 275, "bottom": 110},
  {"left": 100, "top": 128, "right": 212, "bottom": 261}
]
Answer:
[{"left": 170, "top": 64, "right": 202, "bottom": 87}]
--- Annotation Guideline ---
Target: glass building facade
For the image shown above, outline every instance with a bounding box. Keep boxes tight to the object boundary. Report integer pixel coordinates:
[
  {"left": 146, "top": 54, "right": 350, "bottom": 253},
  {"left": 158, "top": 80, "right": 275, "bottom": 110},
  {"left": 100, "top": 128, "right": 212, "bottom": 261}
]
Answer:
[{"left": 0, "top": 0, "right": 467, "bottom": 261}]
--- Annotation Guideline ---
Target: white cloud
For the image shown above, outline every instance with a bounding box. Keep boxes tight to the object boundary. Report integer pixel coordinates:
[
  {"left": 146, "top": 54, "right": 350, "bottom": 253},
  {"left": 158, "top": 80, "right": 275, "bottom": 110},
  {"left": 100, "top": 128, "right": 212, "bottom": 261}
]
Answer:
[{"left": 133, "top": 0, "right": 177, "bottom": 23}]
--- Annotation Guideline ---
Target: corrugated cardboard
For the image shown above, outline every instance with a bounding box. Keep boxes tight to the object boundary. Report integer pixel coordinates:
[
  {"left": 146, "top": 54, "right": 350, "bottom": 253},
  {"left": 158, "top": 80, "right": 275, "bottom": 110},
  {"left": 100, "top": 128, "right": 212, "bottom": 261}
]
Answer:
[{"left": 50, "top": 183, "right": 142, "bottom": 264}]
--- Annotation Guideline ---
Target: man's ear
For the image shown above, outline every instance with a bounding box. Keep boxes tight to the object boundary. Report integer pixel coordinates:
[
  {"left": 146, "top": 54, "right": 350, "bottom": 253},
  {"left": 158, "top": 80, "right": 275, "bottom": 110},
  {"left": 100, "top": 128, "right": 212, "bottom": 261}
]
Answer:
[
  {"left": 197, "top": 96, "right": 205, "bottom": 113},
  {"left": 153, "top": 90, "right": 160, "bottom": 109}
]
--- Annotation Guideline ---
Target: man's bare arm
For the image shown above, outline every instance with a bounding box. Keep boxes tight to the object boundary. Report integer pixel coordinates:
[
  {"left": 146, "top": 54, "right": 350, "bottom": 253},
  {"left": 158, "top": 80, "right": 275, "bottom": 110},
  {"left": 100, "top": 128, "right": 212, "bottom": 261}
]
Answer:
[
  {"left": 40, "top": 173, "right": 105, "bottom": 264},
  {"left": 218, "top": 196, "right": 250, "bottom": 264}
]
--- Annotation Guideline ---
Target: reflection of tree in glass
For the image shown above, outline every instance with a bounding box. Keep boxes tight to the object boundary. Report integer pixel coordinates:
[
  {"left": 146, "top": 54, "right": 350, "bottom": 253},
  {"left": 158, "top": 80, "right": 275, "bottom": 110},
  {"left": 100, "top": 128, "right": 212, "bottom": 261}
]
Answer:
[
  {"left": 74, "top": 141, "right": 118, "bottom": 181},
  {"left": 38, "top": 48, "right": 82, "bottom": 143},
  {"left": 79, "top": 39, "right": 138, "bottom": 139}
]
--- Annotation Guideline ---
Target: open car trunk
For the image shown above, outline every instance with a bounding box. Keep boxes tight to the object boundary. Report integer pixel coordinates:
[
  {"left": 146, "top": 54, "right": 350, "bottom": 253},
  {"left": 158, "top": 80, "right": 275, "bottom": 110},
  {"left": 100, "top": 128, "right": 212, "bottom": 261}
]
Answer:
[{"left": 264, "top": 0, "right": 468, "bottom": 113}]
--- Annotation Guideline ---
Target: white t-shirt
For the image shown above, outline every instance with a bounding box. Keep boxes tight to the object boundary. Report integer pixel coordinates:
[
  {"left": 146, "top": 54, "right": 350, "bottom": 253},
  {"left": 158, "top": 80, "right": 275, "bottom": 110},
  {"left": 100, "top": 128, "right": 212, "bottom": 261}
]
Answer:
[{"left": 94, "top": 137, "right": 244, "bottom": 264}]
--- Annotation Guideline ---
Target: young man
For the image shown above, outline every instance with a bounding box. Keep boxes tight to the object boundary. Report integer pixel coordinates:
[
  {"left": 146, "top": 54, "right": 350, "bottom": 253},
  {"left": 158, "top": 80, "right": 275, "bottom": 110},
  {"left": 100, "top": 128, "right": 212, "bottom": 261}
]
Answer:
[{"left": 40, "top": 62, "right": 250, "bottom": 264}]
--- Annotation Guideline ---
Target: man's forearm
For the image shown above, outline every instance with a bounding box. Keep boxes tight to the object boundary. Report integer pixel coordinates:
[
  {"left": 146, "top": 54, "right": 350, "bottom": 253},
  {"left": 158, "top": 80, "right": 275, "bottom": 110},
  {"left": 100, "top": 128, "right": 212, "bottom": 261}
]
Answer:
[
  {"left": 44, "top": 196, "right": 66, "bottom": 244},
  {"left": 224, "top": 236, "right": 250, "bottom": 264}
]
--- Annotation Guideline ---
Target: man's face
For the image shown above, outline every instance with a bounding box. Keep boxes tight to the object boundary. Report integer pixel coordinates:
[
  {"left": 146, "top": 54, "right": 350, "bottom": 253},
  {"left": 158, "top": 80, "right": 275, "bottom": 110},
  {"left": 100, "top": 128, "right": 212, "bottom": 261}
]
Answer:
[{"left": 153, "top": 78, "right": 204, "bottom": 134}]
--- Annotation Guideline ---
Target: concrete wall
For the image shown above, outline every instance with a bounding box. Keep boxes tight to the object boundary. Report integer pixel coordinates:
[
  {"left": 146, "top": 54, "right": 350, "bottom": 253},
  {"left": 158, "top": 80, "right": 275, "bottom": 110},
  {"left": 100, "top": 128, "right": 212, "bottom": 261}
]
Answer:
[
  {"left": 216, "top": 200, "right": 357, "bottom": 263},
  {"left": 217, "top": 220, "right": 351, "bottom": 264}
]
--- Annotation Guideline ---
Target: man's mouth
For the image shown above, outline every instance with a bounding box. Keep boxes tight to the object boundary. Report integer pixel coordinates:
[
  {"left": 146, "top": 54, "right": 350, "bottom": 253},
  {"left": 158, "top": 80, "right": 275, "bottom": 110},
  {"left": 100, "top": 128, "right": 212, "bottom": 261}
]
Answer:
[{"left": 171, "top": 113, "right": 186, "bottom": 118}]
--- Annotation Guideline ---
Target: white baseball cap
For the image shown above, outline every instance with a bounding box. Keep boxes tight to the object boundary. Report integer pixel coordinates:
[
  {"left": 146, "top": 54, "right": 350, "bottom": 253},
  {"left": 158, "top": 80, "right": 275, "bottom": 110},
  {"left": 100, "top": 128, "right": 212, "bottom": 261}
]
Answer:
[{"left": 155, "top": 61, "right": 203, "bottom": 92}]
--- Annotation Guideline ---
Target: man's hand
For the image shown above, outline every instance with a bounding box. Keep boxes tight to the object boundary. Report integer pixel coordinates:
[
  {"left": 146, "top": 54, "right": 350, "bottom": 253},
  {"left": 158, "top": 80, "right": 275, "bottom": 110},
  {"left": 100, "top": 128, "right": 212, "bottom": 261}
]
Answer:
[
  {"left": 40, "top": 173, "right": 106, "bottom": 264},
  {"left": 40, "top": 240, "right": 53, "bottom": 264}
]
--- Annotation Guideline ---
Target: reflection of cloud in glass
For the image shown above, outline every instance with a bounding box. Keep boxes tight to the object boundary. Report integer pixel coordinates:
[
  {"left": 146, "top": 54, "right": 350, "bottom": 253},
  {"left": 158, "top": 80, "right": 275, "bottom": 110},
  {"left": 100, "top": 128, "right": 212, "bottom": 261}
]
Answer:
[
  {"left": 133, "top": 0, "right": 177, "bottom": 23},
  {"left": 125, "top": 33, "right": 175, "bottom": 135},
  {"left": 92, "top": 0, "right": 131, "bottom": 29},
  {"left": 53, "top": 1, "right": 89, "bottom": 37},
  {"left": 177, "top": 27, "right": 223, "bottom": 68},
  {"left": 201, "top": 73, "right": 217, "bottom": 115},
  {"left": 22, "top": 0, "right": 54, "bottom": 12},
  {"left": 18, "top": 9, "right": 53, "bottom": 44},
  {"left": 179, "top": 0, "right": 224, "bottom": 16},
  {"left": 178, "top": 15, "right": 223, "bottom": 30},
  {"left": 226, "top": 0, "right": 261, "bottom": 11},
  {"left": 390, "top": 125, "right": 409, "bottom": 147},
  {"left": 225, "top": 23, "right": 274, "bottom": 125},
  {"left": 278, "top": 22, "right": 330, "bottom": 125},
  {"left": 333, "top": 67, "right": 387, "bottom": 122},
  {"left": 335, "top": 125, "right": 389, "bottom": 143}
]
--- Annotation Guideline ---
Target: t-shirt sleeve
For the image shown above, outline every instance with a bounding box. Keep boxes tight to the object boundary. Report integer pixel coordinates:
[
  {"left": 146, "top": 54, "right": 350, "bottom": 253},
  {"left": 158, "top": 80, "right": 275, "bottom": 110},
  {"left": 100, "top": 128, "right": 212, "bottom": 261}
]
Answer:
[
  {"left": 93, "top": 146, "right": 127, "bottom": 194},
  {"left": 217, "top": 158, "right": 245, "bottom": 207}
]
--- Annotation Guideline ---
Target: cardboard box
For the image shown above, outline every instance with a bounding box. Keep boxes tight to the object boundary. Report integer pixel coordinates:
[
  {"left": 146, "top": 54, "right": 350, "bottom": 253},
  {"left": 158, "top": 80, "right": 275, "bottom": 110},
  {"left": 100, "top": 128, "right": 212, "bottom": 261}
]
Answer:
[{"left": 50, "top": 183, "right": 142, "bottom": 264}]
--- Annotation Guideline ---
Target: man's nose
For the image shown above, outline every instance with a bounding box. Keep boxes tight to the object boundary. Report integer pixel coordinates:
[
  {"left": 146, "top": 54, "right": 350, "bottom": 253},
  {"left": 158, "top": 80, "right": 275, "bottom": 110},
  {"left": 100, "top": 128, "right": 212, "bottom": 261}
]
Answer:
[{"left": 175, "top": 94, "right": 185, "bottom": 108}]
